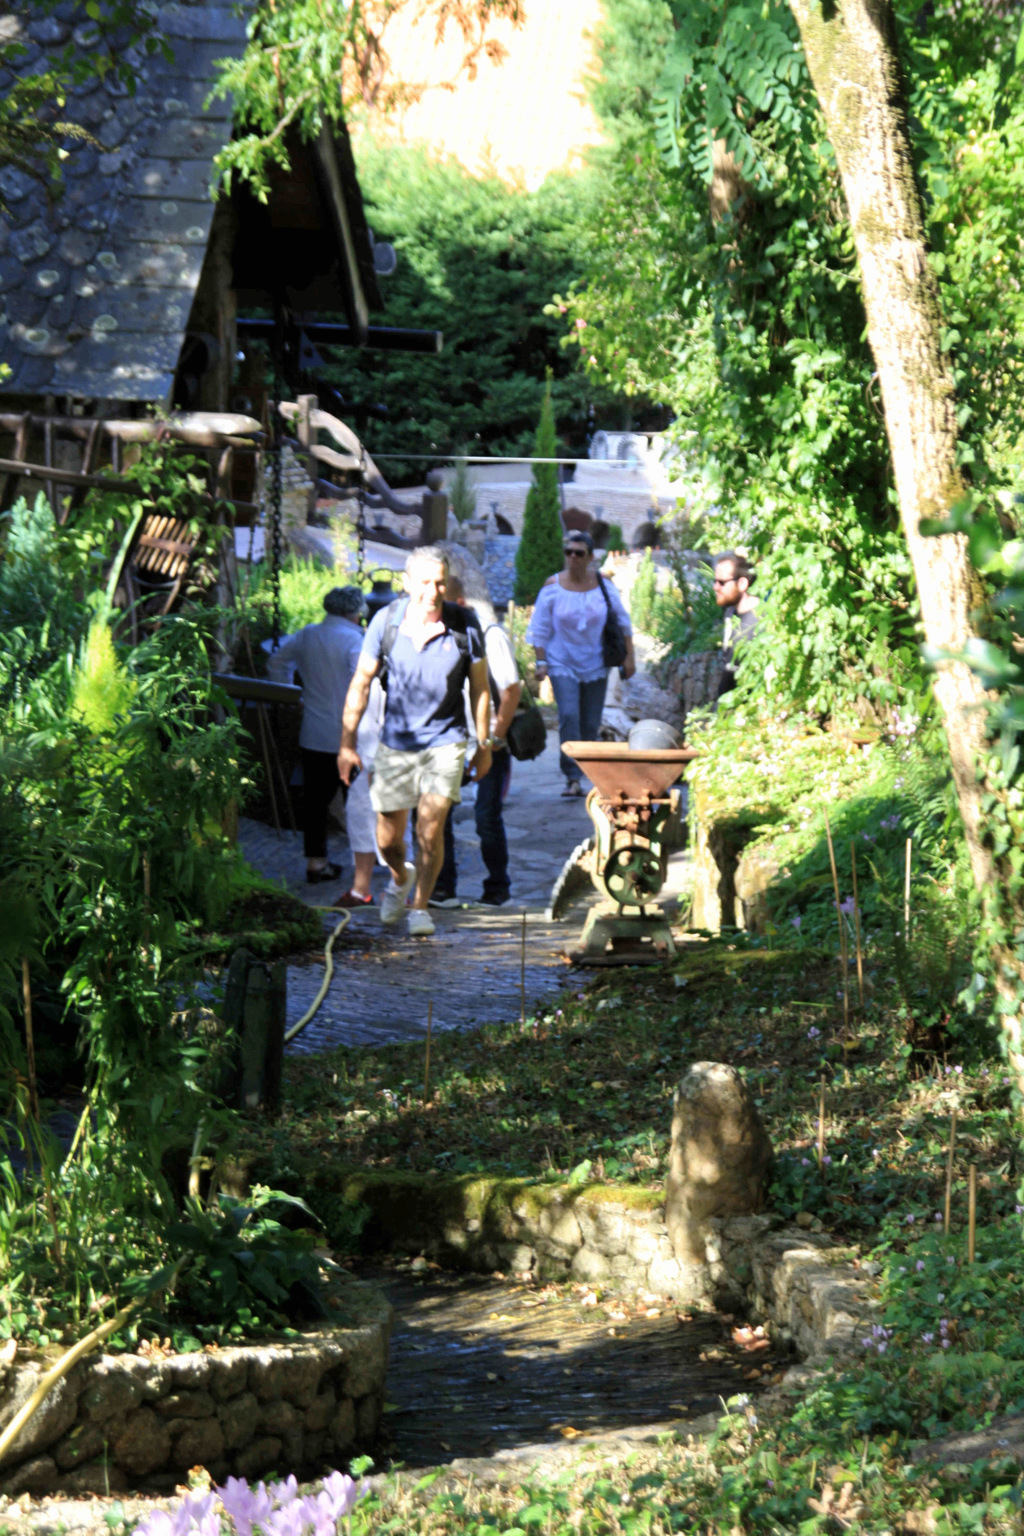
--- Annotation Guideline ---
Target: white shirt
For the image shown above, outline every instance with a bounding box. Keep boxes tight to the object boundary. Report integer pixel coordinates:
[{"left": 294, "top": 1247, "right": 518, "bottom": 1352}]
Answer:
[
  {"left": 266, "top": 614, "right": 364, "bottom": 753},
  {"left": 526, "top": 576, "right": 632, "bottom": 683}
]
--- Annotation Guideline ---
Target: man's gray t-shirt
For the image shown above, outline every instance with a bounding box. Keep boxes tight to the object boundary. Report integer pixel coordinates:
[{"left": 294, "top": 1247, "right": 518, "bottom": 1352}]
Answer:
[{"left": 361, "top": 602, "right": 484, "bottom": 752}]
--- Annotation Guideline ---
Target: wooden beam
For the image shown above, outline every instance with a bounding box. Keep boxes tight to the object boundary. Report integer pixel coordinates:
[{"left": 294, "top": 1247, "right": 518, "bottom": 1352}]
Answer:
[{"left": 0, "top": 457, "right": 260, "bottom": 518}]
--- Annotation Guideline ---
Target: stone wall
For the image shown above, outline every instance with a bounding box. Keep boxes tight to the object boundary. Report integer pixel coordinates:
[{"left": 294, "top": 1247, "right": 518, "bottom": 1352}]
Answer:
[
  {"left": 0, "top": 1277, "right": 391, "bottom": 1499},
  {"left": 324, "top": 1174, "right": 874, "bottom": 1364}
]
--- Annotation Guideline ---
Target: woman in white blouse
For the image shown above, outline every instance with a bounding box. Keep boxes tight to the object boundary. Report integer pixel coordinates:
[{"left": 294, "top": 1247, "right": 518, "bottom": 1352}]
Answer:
[{"left": 526, "top": 532, "right": 636, "bottom": 797}]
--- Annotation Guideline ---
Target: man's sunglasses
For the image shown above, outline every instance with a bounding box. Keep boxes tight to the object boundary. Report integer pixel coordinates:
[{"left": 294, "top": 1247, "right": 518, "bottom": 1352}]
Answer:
[
  {"left": 712, "top": 577, "right": 737, "bottom": 586},
  {"left": 564, "top": 547, "right": 589, "bottom": 557}
]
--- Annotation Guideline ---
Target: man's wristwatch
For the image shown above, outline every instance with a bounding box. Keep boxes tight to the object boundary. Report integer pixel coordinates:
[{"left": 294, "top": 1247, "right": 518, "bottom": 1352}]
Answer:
[{"left": 481, "top": 735, "right": 505, "bottom": 749}]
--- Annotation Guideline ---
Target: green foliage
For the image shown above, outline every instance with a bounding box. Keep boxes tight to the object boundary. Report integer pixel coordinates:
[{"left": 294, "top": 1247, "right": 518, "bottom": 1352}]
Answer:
[
  {"left": 208, "top": 0, "right": 523, "bottom": 201},
  {"left": 321, "top": 142, "right": 620, "bottom": 477},
  {"left": 604, "top": 522, "right": 626, "bottom": 553},
  {"left": 629, "top": 550, "right": 657, "bottom": 631},
  {"left": 449, "top": 458, "right": 477, "bottom": 525},
  {"left": 238, "top": 554, "right": 356, "bottom": 655},
  {"left": 514, "top": 382, "right": 565, "bottom": 605},
  {"left": 70, "top": 616, "right": 137, "bottom": 735},
  {"left": 166, "top": 1188, "right": 329, "bottom": 1332},
  {"left": 559, "top": 0, "right": 1024, "bottom": 722}
]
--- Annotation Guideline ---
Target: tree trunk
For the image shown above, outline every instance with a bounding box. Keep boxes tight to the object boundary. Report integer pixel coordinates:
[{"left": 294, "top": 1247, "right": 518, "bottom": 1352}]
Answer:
[
  {"left": 787, "top": 0, "right": 990, "bottom": 878},
  {"left": 787, "top": 0, "right": 1024, "bottom": 1103}
]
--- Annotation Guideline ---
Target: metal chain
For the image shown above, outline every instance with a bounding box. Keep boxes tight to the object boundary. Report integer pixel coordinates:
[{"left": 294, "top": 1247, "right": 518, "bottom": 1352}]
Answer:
[
  {"left": 269, "top": 358, "right": 284, "bottom": 650},
  {"left": 355, "top": 439, "right": 367, "bottom": 584}
]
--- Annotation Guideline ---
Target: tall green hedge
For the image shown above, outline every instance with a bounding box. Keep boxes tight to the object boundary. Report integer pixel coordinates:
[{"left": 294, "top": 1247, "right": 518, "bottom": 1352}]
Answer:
[
  {"left": 514, "top": 383, "right": 565, "bottom": 605},
  {"left": 320, "top": 141, "right": 632, "bottom": 482}
]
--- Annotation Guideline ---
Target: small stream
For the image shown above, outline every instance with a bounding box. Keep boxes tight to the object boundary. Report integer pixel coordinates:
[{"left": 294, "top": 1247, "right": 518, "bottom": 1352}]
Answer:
[{"left": 361, "top": 1263, "right": 789, "bottom": 1468}]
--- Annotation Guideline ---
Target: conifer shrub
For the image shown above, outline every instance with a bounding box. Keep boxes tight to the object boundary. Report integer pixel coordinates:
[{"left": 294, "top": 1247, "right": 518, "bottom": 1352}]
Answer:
[{"left": 514, "top": 383, "right": 565, "bottom": 604}]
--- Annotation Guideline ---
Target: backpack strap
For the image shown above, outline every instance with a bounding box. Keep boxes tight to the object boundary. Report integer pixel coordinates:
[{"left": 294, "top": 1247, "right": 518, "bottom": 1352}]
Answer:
[
  {"left": 377, "top": 597, "right": 408, "bottom": 690},
  {"left": 379, "top": 598, "right": 476, "bottom": 686}
]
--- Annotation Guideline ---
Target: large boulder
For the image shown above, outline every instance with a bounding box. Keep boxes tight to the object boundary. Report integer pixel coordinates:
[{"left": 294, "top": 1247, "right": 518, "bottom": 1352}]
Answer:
[{"left": 665, "top": 1062, "right": 773, "bottom": 1268}]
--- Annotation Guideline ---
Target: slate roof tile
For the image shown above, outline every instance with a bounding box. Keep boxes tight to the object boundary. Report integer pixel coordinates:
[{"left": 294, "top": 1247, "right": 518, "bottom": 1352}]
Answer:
[{"left": 0, "top": 0, "right": 250, "bottom": 402}]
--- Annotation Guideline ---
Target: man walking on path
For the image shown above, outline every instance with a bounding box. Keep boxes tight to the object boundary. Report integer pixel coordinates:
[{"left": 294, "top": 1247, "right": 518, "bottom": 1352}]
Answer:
[
  {"left": 337, "top": 546, "right": 492, "bottom": 937},
  {"left": 713, "top": 552, "right": 758, "bottom": 699},
  {"left": 268, "top": 585, "right": 366, "bottom": 884},
  {"left": 432, "top": 573, "right": 522, "bottom": 909}
]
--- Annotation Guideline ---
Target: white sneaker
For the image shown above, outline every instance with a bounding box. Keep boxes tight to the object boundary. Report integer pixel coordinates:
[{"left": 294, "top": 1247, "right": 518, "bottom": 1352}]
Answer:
[
  {"left": 379, "top": 862, "right": 416, "bottom": 925},
  {"left": 407, "top": 908, "right": 435, "bottom": 938}
]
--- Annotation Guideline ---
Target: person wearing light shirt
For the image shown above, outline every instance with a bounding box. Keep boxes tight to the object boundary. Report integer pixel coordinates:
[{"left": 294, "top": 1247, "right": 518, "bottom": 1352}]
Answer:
[
  {"left": 267, "top": 586, "right": 366, "bottom": 884},
  {"left": 527, "top": 532, "right": 635, "bottom": 798}
]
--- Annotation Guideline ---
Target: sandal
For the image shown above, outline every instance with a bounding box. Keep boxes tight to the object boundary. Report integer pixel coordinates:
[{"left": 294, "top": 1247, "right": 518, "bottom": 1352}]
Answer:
[
  {"left": 332, "top": 889, "right": 373, "bottom": 907},
  {"left": 561, "top": 780, "right": 584, "bottom": 798},
  {"left": 306, "top": 861, "right": 343, "bottom": 884}
]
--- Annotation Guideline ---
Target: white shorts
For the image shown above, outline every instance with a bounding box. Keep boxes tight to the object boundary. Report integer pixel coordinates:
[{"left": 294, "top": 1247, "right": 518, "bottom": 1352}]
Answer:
[
  {"left": 345, "top": 770, "right": 380, "bottom": 856},
  {"left": 370, "top": 741, "right": 466, "bottom": 814}
]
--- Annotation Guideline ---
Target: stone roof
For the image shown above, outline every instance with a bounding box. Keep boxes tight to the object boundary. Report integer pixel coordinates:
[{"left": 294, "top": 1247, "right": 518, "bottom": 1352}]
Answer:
[{"left": 0, "top": 0, "right": 247, "bottom": 402}]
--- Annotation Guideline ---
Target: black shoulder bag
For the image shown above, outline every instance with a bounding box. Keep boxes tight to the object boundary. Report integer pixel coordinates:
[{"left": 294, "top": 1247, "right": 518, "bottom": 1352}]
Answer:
[{"left": 597, "top": 574, "right": 628, "bottom": 670}]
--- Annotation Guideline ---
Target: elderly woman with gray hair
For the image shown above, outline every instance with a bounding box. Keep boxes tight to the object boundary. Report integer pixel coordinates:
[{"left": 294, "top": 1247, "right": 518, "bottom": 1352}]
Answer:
[{"left": 268, "top": 585, "right": 367, "bottom": 884}]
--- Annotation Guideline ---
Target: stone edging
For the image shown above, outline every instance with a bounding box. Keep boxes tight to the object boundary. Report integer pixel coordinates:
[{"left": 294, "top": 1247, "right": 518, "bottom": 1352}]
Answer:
[
  {"left": 325, "top": 1172, "right": 876, "bottom": 1363},
  {"left": 0, "top": 1277, "right": 391, "bottom": 1500}
]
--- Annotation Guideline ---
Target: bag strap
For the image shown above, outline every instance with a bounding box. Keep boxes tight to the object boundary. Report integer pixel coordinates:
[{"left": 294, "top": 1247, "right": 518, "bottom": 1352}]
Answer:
[{"left": 596, "top": 572, "right": 614, "bottom": 617}]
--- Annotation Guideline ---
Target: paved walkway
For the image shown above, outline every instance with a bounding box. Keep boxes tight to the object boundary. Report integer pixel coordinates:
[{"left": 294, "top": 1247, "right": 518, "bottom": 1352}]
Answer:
[
  {"left": 239, "top": 725, "right": 693, "bottom": 1056},
  {"left": 241, "top": 730, "right": 597, "bottom": 1054}
]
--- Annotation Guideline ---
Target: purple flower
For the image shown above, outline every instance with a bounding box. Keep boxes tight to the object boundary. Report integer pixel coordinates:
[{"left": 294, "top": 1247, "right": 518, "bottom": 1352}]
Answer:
[
  {"left": 137, "top": 1495, "right": 219, "bottom": 1536},
  {"left": 839, "top": 896, "right": 855, "bottom": 917},
  {"left": 922, "top": 1332, "right": 934, "bottom": 1344},
  {"left": 937, "top": 1293, "right": 945, "bottom": 1303},
  {"left": 942, "top": 1339, "right": 951, "bottom": 1349},
  {"left": 905, "top": 1213, "right": 916, "bottom": 1224},
  {"left": 916, "top": 1260, "right": 925, "bottom": 1271},
  {"left": 822, "top": 1154, "right": 832, "bottom": 1167},
  {"left": 791, "top": 915, "right": 803, "bottom": 931},
  {"left": 934, "top": 1213, "right": 943, "bottom": 1222},
  {"left": 807, "top": 1026, "right": 821, "bottom": 1040},
  {"left": 801, "top": 1157, "right": 811, "bottom": 1167},
  {"left": 216, "top": 1480, "right": 273, "bottom": 1536}
]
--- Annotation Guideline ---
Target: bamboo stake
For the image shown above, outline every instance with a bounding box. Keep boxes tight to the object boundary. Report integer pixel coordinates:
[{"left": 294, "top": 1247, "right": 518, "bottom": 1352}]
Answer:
[
  {"left": 21, "top": 959, "right": 39, "bottom": 1126},
  {"left": 0, "top": 1257, "right": 186, "bottom": 1467},
  {"left": 849, "top": 840, "right": 865, "bottom": 1009},
  {"left": 968, "top": 1165, "right": 977, "bottom": 1263},
  {"left": 944, "top": 1107, "right": 957, "bottom": 1235},
  {"left": 904, "top": 837, "right": 912, "bottom": 939},
  {"left": 817, "top": 1076, "right": 826, "bottom": 1170},
  {"left": 424, "top": 1001, "right": 433, "bottom": 1102},
  {"left": 520, "top": 913, "right": 527, "bottom": 1026},
  {"left": 823, "top": 810, "right": 849, "bottom": 1031}
]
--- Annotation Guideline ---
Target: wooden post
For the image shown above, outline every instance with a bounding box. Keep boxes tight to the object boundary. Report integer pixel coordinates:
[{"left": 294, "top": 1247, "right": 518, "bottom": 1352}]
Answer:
[
  {"left": 297, "top": 394, "right": 319, "bottom": 524},
  {"left": 944, "top": 1107, "right": 957, "bottom": 1235},
  {"left": 424, "top": 1001, "right": 433, "bottom": 1102},
  {"left": 968, "top": 1164, "right": 977, "bottom": 1263},
  {"left": 849, "top": 839, "right": 865, "bottom": 1009},
  {"left": 823, "top": 810, "right": 849, "bottom": 1030}
]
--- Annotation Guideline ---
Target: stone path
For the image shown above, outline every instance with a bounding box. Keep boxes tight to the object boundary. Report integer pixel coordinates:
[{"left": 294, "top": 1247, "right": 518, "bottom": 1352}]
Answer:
[
  {"left": 368, "top": 1263, "right": 779, "bottom": 1469},
  {"left": 240, "top": 728, "right": 691, "bottom": 1055}
]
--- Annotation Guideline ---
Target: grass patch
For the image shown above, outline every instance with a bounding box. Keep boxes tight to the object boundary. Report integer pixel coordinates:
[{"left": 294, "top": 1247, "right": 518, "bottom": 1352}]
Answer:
[{"left": 256, "top": 939, "right": 1016, "bottom": 1250}]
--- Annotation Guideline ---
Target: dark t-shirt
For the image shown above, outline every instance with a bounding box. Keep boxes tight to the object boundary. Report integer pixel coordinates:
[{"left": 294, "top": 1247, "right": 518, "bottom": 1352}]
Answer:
[
  {"left": 361, "top": 600, "right": 484, "bottom": 751},
  {"left": 717, "top": 605, "right": 758, "bottom": 699}
]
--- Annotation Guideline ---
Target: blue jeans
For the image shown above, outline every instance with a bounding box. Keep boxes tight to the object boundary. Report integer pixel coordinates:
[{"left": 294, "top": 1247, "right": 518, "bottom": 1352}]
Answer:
[
  {"left": 549, "top": 672, "right": 609, "bottom": 782},
  {"left": 437, "top": 749, "right": 512, "bottom": 898}
]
